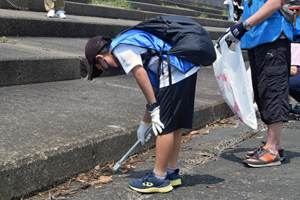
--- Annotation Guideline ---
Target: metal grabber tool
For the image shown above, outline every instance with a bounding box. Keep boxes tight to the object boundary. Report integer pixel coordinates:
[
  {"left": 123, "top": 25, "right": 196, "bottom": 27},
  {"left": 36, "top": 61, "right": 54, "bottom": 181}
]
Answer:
[{"left": 112, "top": 126, "right": 152, "bottom": 171}]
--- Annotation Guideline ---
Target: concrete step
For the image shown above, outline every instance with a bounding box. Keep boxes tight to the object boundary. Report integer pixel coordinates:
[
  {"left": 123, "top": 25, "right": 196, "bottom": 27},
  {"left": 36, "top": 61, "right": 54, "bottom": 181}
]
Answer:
[
  {"left": 0, "top": 35, "right": 249, "bottom": 87},
  {"left": 129, "top": 0, "right": 162, "bottom": 6},
  {"left": 0, "top": 37, "right": 87, "bottom": 87},
  {"left": 171, "top": 0, "right": 226, "bottom": 9},
  {"left": 0, "top": 7, "right": 231, "bottom": 38},
  {"left": 161, "top": 0, "right": 224, "bottom": 15},
  {"left": 131, "top": 0, "right": 224, "bottom": 15},
  {"left": 0, "top": 67, "right": 234, "bottom": 200},
  {"left": 0, "top": 1, "right": 233, "bottom": 28},
  {"left": 128, "top": 1, "right": 227, "bottom": 20},
  {"left": 0, "top": 8, "right": 138, "bottom": 38},
  {"left": 0, "top": 7, "right": 230, "bottom": 87}
]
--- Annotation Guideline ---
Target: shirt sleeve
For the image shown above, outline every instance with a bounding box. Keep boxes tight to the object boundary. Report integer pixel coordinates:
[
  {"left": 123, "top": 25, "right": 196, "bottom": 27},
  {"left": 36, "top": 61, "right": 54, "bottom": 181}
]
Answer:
[{"left": 112, "top": 44, "right": 143, "bottom": 75}]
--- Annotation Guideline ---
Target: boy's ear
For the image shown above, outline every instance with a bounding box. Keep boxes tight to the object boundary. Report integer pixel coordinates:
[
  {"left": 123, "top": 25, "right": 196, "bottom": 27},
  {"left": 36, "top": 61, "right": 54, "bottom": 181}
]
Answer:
[{"left": 95, "top": 55, "right": 104, "bottom": 60}]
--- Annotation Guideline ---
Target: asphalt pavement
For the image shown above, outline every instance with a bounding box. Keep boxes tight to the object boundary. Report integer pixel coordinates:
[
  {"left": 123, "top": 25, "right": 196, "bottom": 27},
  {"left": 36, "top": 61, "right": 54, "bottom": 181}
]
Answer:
[{"left": 27, "top": 103, "right": 300, "bottom": 200}]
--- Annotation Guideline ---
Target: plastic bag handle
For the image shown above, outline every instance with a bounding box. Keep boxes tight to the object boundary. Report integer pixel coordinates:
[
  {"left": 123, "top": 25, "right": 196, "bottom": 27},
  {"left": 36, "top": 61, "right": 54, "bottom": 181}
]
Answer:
[
  {"left": 219, "top": 38, "right": 242, "bottom": 56},
  {"left": 214, "top": 44, "right": 222, "bottom": 60}
]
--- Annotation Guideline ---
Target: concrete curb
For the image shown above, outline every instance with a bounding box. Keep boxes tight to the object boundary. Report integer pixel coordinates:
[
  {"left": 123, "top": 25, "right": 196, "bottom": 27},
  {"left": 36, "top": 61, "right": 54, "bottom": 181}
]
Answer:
[
  {"left": 0, "top": 101, "right": 233, "bottom": 200},
  {"left": 0, "top": 58, "right": 83, "bottom": 87}
]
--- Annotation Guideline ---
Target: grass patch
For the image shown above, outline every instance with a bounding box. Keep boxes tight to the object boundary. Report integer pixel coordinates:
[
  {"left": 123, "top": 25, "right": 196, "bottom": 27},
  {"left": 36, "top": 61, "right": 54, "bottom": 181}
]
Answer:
[
  {"left": 202, "top": 5, "right": 215, "bottom": 10},
  {"left": 222, "top": 10, "right": 229, "bottom": 16},
  {"left": 198, "top": 13, "right": 207, "bottom": 18},
  {"left": 89, "top": 0, "right": 132, "bottom": 9},
  {"left": 0, "top": 36, "right": 18, "bottom": 44},
  {"left": 161, "top": 2, "right": 190, "bottom": 10},
  {"left": 0, "top": 36, "right": 8, "bottom": 43}
]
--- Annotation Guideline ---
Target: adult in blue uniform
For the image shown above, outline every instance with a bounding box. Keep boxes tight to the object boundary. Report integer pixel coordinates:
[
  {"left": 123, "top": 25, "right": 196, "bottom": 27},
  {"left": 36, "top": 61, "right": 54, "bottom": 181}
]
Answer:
[{"left": 224, "top": 0, "right": 293, "bottom": 167}]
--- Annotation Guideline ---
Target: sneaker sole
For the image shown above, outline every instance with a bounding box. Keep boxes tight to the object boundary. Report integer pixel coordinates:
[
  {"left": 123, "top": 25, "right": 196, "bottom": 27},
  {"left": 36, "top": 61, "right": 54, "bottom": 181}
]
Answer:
[
  {"left": 170, "top": 179, "right": 182, "bottom": 187},
  {"left": 247, "top": 155, "right": 286, "bottom": 162},
  {"left": 244, "top": 161, "right": 281, "bottom": 168},
  {"left": 129, "top": 184, "right": 173, "bottom": 193}
]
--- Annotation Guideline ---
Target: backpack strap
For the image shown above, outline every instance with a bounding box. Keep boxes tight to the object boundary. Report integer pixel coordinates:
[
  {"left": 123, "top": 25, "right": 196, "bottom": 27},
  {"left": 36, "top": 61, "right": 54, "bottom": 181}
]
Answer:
[
  {"left": 167, "top": 54, "right": 173, "bottom": 109},
  {"left": 140, "top": 45, "right": 168, "bottom": 100}
]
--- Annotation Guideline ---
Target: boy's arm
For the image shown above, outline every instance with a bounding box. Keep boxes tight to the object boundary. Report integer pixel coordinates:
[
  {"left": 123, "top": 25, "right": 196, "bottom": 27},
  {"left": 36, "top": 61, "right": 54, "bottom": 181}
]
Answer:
[
  {"left": 131, "top": 64, "right": 157, "bottom": 105},
  {"left": 131, "top": 64, "right": 164, "bottom": 136}
]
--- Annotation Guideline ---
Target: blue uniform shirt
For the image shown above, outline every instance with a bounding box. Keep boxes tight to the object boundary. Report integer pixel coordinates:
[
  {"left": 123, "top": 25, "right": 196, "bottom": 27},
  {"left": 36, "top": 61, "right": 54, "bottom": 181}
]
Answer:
[{"left": 241, "top": 0, "right": 293, "bottom": 49}]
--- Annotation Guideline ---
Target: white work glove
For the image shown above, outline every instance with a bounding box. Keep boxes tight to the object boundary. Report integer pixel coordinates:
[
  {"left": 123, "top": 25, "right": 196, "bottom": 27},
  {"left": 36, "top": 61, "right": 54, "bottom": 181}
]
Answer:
[
  {"left": 149, "top": 106, "right": 164, "bottom": 136},
  {"left": 137, "top": 120, "right": 152, "bottom": 145}
]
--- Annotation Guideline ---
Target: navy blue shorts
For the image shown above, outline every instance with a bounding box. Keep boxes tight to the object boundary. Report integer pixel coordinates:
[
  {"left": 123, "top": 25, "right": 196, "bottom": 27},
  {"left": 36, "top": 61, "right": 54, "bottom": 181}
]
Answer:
[
  {"left": 248, "top": 39, "right": 291, "bottom": 124},
  {"left": 156, "top": 72, "right": 197, "bottom": 135}
]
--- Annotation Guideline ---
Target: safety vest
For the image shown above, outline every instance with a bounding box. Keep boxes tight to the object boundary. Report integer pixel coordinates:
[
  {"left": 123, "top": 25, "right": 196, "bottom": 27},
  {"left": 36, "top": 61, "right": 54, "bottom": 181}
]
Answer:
[
  {"left": 110, "top": 29, "right": 195, "bottom": 87},
  {"left": 241, "top": 0, "right": 293, "bottom": 49}
]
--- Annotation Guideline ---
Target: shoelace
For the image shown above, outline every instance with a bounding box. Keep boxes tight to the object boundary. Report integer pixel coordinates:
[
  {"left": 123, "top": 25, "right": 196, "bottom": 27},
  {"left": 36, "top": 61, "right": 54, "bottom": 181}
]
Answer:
[
  {"left": 250, "top": 141, "right": 266, "bottom": 154},
  {"left": 142, "top": 172, "right": 152, "bottom": 181},
  {"left": 252, "top": 146, "right": 271, "bottom": 158},
  {"left": 252, "top": 147, "right": 264, "bottom": 158}
]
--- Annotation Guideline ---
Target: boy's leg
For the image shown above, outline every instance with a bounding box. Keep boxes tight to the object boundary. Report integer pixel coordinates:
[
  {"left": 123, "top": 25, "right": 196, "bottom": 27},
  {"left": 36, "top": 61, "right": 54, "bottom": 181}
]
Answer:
[
  {"left": 168, "top": 129, "right": 182, "bottom": 167},
  {"left": 129, "top": 132, "right": 174, "bottom": 193},
  {"left": 154, "top": 132, "right": 175, "bottom": 173},
  {"left": 154, "top": 128, "right": 182, "bottom": 172},
  {"left": 167, "top": 129, "right": 182, "bottom": 187}
]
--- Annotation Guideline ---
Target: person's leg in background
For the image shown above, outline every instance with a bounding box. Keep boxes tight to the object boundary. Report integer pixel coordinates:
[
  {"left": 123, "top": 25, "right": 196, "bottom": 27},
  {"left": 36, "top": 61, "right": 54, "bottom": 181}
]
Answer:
[
  {"left": 289, "top": 76, "right": 300, "bottom": 102},
  {"left": 244, "top": 39, "right": 291, "bottom": 167},
  {"left": 44, "top": 0, "right": 55, "bottom": 18},
  {"left": 56, "top": 0, "right": 66, "bottom": 11},
  {"left": 56, "top": 0, "right": 67, "bottom": 18},
  {"left": 227, "top": 0, "right": 234, "bottom": 22}
]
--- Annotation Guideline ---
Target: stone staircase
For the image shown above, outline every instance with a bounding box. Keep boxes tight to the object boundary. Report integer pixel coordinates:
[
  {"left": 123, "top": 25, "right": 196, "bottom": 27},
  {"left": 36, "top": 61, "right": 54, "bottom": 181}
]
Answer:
[
  {"left": 0, "top": 0, "right": 235, "bottom": 87},
  {"left": 0, "top": 0, "right": 242, "bottom": 199}
]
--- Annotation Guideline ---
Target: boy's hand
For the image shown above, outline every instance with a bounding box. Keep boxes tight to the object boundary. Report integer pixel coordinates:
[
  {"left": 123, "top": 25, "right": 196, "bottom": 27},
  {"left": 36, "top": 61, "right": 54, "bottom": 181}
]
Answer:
[
  {"left": 149, "top": 106, "right": 164, "bottom": 136},
  {"left": 137, "top": 120, "right": 152, "bottom": 145}
]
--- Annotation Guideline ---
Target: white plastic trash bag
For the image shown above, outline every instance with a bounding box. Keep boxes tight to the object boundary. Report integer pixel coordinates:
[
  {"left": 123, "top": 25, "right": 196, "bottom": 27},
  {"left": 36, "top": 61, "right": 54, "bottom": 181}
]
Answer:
[{"left": 213, "top": 39, "right": 257, "bottom": 130}]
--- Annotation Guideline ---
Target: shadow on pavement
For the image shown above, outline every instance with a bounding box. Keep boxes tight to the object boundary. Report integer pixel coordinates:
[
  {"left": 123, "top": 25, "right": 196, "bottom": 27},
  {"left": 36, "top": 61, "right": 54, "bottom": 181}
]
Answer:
[{"left": 181, "top": 174, "right": 225, "bottom": 187}]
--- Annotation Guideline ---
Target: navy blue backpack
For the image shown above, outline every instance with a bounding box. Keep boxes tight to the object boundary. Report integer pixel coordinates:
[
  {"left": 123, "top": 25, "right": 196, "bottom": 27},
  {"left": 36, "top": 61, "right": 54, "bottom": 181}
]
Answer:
[{"left": 130, "top": 15, "right": 216, "bottom": 67}]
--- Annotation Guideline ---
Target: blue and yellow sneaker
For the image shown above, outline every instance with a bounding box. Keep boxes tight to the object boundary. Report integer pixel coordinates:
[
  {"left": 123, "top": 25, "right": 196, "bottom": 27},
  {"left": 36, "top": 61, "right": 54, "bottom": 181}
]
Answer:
[
  {"left": 167, "top": 169, "right": 182, "bottom": 186},
  {"left": 129, "top": 171, "right": 173, "bottom": 193}
]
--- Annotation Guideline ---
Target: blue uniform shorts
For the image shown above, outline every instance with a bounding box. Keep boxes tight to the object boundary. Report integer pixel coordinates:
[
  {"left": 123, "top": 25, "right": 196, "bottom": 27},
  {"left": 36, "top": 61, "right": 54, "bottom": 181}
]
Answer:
[{"left": 157, "top": 72, "right": 197, "bottom": 135}]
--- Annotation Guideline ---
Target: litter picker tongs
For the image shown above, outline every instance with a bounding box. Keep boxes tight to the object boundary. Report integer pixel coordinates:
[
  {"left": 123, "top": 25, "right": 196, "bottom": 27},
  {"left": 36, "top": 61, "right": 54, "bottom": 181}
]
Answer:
[{"left": 112, "top": 126, "right": 152, "bottom": 171}]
